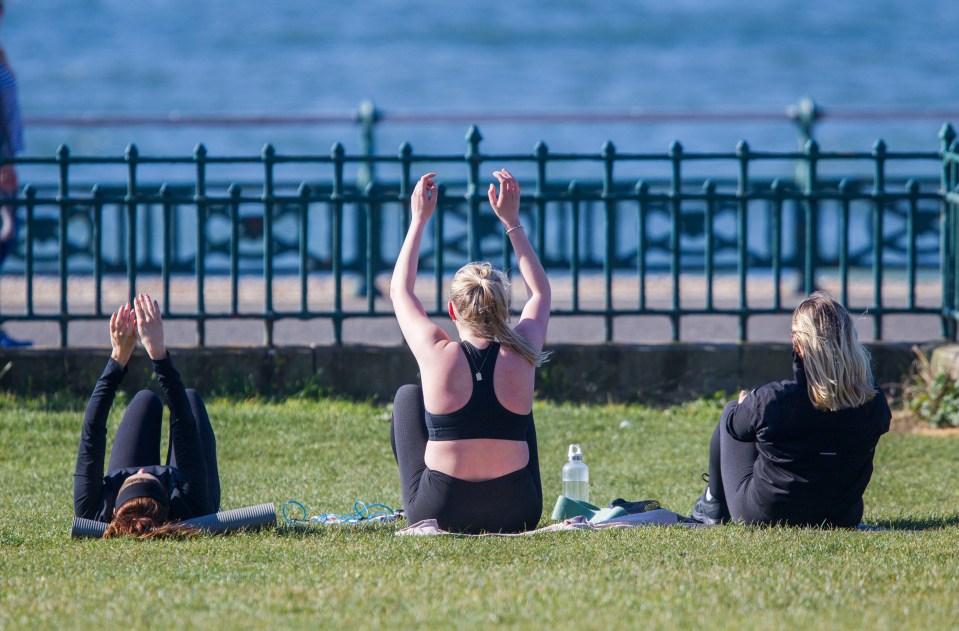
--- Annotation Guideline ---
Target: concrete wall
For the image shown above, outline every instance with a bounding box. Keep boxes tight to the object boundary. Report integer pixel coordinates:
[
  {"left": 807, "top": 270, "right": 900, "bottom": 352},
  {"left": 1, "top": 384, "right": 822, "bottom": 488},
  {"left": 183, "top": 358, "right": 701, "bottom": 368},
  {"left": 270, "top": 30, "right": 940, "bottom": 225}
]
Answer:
[{"left": 0, "top": 342, "right": 931, "bottom": 403}]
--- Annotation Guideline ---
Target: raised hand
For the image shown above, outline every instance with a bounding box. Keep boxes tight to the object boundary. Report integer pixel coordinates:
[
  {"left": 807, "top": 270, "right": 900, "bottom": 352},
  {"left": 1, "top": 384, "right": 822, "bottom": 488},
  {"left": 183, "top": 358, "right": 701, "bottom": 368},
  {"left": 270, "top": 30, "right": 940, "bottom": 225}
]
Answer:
[
  {"left": 109, "top": 303, "right": 137, "bottom": 367},
  {"left": 133, "top": 294, "right": 167, "bottom": 360},
  {"left": 411, "top": 172, "right": 438, "bottom": 223},
  {"left": 487, "top": 168, "right": 521, "bottom": 230}
]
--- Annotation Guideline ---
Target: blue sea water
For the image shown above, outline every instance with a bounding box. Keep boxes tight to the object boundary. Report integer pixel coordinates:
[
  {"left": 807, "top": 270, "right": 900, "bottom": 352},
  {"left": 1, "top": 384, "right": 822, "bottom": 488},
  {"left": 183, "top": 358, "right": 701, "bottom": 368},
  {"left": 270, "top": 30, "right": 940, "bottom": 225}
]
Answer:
[{"left": 4, "top": 0, "right": 958, "bottom": 164}]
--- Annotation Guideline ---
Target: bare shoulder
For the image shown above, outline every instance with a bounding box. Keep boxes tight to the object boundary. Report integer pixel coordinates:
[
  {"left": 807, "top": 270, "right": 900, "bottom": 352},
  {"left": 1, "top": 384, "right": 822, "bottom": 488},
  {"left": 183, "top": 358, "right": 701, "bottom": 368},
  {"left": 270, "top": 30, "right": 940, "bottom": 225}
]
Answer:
[
  {"left": 493, "top": 345, "right": 536, "bottom": 413},
  {"left": 418, "top": 338, "right": 463, "bottom": 375}
]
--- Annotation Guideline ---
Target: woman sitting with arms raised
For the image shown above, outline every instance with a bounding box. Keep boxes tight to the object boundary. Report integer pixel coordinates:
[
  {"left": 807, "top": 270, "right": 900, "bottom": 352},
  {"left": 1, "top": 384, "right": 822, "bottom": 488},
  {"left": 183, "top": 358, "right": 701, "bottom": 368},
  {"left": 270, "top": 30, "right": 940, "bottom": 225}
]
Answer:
[
  {"left": 691, "top": 291, "right": 891, "bottom": 527},
  {"left": 74, "top": 294, "right": 220, "bottom": 538},
  {"left": 390, "top": 169, "right": 550, "bottom": 533}
]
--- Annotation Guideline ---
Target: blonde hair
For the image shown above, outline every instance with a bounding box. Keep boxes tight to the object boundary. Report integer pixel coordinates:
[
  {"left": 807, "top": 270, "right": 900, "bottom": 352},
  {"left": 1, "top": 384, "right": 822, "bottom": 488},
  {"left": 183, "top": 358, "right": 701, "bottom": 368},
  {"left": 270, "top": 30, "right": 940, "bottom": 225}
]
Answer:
[
  {"left": 790, "top": 291, "right": 876, "bottom": 412},
  {"left": 103, "top": 498, "right": 199, "bottom": 540},
  {"left": 449, "top": 262, "right": 549, "bottom": 367}
]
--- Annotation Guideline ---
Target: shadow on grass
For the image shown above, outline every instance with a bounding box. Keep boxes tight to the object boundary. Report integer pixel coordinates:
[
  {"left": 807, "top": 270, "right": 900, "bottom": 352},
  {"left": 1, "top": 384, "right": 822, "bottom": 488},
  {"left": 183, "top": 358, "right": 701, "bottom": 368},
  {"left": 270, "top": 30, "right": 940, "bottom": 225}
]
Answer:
[{"left": 869, "top": 514, "right": 959, "bottom": 530}]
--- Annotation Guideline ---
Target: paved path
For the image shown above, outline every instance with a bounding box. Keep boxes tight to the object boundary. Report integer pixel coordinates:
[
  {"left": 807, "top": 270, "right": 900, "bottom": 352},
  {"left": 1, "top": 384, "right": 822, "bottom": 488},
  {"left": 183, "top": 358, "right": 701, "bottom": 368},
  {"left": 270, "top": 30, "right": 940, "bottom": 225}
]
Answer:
[{"left": 0, "top": 272, "right": 947, "bottom": 348}]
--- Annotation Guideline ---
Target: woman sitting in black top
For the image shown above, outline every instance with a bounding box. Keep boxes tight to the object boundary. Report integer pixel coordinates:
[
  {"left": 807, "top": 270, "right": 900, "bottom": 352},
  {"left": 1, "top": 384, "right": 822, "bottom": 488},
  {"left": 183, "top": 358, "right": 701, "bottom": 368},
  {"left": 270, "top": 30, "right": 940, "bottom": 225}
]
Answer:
[
  {"left": 73, "top": 294, "right": 220, "bottom": 538},
  {"left": 390, "top": 170, "right": 551, "bottom": 533},
  {"left": 691, "top": 291, "right": 891, "bottom": 527}
]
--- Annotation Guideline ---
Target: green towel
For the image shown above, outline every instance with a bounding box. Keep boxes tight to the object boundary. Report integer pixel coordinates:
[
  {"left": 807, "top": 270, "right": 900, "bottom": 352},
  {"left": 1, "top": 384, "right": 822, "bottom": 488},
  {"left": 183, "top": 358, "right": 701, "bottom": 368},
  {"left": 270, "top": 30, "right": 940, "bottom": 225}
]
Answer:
[{"left": 551, "top": 495, "right": 628, "bottom": 524}]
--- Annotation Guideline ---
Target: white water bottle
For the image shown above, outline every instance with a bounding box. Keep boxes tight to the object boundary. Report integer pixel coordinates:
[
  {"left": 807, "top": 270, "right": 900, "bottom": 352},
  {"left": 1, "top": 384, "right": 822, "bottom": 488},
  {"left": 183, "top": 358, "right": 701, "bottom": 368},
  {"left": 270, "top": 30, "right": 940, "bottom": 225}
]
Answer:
[{"left": 562, "top": 444, "right": 589, "bottom": 502}]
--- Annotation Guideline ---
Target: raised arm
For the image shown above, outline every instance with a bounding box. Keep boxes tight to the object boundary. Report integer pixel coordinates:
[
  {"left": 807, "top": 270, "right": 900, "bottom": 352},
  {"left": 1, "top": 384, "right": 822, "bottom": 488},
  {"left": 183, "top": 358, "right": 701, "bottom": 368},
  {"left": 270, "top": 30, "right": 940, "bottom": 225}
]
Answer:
[
  {"left": 389, "top": 173, "right": 451, "bottom": 362},
  {"left": 488, "top": 169, "right": 551, "bottom": 351},
  {"left": 74, "top": 304, "right": 138, "bottom": 518},
  {"left": 135, "top": 294, "right": 209, "bottom": 515}
]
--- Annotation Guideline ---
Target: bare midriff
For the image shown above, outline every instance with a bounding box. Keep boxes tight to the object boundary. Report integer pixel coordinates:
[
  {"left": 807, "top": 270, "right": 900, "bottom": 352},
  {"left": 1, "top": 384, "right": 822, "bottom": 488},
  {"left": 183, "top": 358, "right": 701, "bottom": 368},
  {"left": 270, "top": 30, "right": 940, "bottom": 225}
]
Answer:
[{"left": 424, "top": 439, "right": 530, "bottom": 481}]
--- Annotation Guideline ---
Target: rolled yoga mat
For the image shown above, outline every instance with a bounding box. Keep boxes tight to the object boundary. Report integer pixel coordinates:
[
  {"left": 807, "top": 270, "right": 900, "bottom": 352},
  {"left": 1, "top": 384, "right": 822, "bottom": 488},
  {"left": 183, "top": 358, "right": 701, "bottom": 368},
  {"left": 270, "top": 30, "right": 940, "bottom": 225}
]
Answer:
[{"left": 70, "top": 503, "right": 277, "bottom": 538}]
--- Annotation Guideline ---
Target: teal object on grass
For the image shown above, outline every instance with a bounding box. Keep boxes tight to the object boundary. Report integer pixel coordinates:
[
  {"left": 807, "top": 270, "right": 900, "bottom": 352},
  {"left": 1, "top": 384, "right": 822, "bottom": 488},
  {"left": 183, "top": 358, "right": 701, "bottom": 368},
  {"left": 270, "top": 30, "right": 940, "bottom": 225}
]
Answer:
[{"left": 551, "top": 495, "right": 627, "bottom": 524}]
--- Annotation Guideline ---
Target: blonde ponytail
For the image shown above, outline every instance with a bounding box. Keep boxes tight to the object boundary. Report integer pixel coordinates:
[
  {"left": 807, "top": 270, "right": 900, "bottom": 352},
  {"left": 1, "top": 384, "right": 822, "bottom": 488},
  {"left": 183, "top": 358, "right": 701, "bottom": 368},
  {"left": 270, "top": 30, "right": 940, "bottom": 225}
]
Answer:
[{"left": 450, "top": 262, "right": 550, "bottom": 367}]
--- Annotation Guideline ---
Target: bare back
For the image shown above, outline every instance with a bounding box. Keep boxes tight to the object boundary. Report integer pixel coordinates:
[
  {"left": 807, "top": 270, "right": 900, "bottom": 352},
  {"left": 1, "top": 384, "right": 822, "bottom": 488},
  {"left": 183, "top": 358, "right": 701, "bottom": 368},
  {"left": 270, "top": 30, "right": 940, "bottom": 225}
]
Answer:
[{"left": 419, "top": 339, "right": 533, "bottom": 481}]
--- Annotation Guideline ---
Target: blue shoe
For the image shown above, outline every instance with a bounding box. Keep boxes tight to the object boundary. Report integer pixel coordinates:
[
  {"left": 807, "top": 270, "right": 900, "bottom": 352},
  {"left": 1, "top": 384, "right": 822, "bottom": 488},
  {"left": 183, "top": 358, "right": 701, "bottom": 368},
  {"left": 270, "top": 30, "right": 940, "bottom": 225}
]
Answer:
[{"left": 0, "top": 330, "right": 32, "bottom": 348}]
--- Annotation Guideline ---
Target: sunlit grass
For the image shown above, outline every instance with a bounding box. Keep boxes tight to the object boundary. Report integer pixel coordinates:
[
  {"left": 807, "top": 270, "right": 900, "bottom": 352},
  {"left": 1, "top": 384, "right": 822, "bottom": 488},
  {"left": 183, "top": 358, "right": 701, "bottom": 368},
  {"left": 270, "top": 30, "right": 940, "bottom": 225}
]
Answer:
[{"left": 1, "top": 393, "right": 957, "bottom": 629}]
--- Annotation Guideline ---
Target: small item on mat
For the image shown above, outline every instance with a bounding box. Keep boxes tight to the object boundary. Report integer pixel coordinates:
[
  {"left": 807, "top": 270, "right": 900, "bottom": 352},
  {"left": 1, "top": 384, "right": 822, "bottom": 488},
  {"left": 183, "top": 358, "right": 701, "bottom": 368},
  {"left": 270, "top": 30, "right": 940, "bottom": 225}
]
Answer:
[
  {"left": 282, "top": 500, "right": 403, "bottom": 526},
  {"left": 551, "top": 495, "right": 627, "bottom": 524},
  {"left": 562, "top": 444, "right": 590, "bottom": 502},
  {"left": 608, "top": 498, "right": 662, "bottom": 514}
]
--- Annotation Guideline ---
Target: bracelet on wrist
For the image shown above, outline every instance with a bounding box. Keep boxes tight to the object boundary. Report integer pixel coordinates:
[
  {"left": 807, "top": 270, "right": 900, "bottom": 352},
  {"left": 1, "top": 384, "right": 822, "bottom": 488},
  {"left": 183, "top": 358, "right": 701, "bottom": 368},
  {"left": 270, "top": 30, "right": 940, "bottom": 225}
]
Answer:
[{"left": 506, "top": 223, "right": 524, "bottom": 234}]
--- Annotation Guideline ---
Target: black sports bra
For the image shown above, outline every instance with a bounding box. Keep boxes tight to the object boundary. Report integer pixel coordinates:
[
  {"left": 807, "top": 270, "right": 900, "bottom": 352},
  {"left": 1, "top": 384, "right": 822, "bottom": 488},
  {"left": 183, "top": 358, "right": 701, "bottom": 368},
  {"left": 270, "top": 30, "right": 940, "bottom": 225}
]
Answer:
[{"left": 424, "top": 341, "right": 532, "bottom": 441}]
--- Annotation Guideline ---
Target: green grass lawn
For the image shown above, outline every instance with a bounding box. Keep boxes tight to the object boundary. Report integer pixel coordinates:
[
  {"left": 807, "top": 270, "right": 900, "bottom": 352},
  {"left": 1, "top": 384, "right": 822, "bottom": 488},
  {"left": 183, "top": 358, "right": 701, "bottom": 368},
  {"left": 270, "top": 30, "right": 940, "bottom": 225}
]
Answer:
[{"left": 1, "top": 391, "right": 958, "bottom": 629}]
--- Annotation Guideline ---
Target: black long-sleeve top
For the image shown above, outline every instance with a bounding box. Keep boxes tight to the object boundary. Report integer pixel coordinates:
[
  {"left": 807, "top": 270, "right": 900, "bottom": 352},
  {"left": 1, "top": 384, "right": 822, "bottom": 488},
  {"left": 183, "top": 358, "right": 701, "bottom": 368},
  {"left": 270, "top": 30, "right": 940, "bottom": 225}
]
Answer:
[
  {"left": 73, "top": 354, "right": 209, "bottom": 522},
  {"left": 725, "top": 354, "right": 891, "bottom": 526}
]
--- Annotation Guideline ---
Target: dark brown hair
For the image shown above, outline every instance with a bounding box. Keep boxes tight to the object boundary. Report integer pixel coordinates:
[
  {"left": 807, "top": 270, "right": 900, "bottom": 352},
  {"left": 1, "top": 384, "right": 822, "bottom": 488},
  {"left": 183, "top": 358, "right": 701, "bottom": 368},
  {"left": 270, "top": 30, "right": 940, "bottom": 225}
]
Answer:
[{"left": 103, "top": 497, "right": 199, "bottom": 540}]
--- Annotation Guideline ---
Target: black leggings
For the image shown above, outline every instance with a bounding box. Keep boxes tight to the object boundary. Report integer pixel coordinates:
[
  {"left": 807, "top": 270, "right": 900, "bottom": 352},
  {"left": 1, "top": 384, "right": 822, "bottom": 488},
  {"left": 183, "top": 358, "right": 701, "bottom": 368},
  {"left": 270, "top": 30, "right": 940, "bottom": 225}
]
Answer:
[
  {"left": 706, "top": 402, "right": 763, "bottom": 523},
  {"left": 390, "top": 384, "right": 543, "bottom": 533},
  {"left": 107, "top": 389, "right": 221, "bottom": 513},
  {"left": 707, "top": 402, "right": 863, "bottom": 526}
]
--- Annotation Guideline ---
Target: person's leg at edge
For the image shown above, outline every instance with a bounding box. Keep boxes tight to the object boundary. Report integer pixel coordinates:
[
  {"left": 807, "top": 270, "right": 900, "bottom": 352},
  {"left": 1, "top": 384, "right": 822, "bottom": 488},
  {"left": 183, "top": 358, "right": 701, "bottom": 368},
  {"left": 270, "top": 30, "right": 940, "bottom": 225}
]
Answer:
[
  {"left": 717, "top": 413, "right": 763, "bottom": 523},
  {"left": 692, "top": 402, "right": 737, "bottom": 524},
  {"left": 525, "top": 417, "right": 543, "bottom": 513},
  {"left": 707, "top": 420, "right": 726, "bottom": 506},
  {"left": 0, "top": 204, "right": 30, "bottom": 348},
  {"left": 390, "top": 384, "right": 428, "bottom": 513},
  {"left": 167, "top": 389, "right": 220, "bottom": 513},
  {"left": 107, "top": 390, "right": 164, "bottom": 471}
]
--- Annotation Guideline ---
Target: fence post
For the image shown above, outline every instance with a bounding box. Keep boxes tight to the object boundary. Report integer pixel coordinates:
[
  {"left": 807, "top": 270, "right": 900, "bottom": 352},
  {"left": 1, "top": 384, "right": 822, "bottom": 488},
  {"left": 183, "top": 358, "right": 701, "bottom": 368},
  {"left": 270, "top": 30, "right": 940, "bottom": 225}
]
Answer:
[
  {"left": 736, "top": 140, "right": 750, "bottom": 341},
  {"left": 228, "top": 184, "right": 241, "bottom": 317},
  {"left": 23, "top": 185, "right": 35, "bottom": 318},
  {"left": 195, "top": 144, "right": 208, "bottom": 346},
  {"left": 92, "top": 185, "right": 104, "bottom": 319},
  {"left": 703, "top": 179, "right": 716, "bottom": 313},
  {"left": 871, "top": 139, "right": 887, "bottom": 340},
  {"left": 906, "top": 178, "right": 919, "bottom": 311},
  {"left": 837, "top": 179, "right": 850, "bottom": 306},
  {"left": 570, "top": 181, "right": 581, "bottom": 312},
  {"left": 533, "top": 141, "right": 548, "bottom": 270},
  {"left": 261, "top": 144, "right": 275, "bottom": 346},
  {"left": 939, "top": 123, "right": 957, "bottom": 340},
  {"left": 331, "top": 142, "right": 345, "bottom": 344},
  {"left": 602, "top": 140, "right": 617, "bottom": 342},
  {"left": 802, "top": 139, "right": 820, "bottom": 296},
  {"left": 55, "top": 146, "right": 70, "bottom": 346},
  {"left": 298, "top": 182, "right": 310, "bottom": 316},
  {"left": 771, "top": 179, "right": 784, "bottom": 310},
  {"left": 124, "top": 144, "right": 138, "bottom": 308},
  {"left": 668, "top": 140, "right": 683, "bottom": 341},
  {"left": 159, "top": 184, "right": 172, "bottom": 316},
  {"left": 465, "top": 126, "right": 483, "bottom": 262},
  {"left": 636, "top": 180, "right": 648, "bottom": 312}
]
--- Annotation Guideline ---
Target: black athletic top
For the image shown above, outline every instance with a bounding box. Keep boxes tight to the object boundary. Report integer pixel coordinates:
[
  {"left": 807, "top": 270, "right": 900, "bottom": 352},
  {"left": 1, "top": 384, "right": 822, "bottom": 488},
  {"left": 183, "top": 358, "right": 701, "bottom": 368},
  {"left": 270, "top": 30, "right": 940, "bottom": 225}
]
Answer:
[
  {"left": 424, "top": 342, "right": 532, "bottom": 441},
  {"left": 73, "top": 355, "right": 210, "bottom": 522},
  {"left": 726, "top": 354, "right": 891, "bottom": 526}
]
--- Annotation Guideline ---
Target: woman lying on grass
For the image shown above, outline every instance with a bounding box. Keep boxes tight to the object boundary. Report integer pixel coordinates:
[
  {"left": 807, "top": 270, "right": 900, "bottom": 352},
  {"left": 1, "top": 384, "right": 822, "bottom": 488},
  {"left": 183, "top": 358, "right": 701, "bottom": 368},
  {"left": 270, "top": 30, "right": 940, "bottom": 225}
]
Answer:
[
  {"left": 389, "top": 170, "right": 550, "bottom": 533},
  {"left": 73, "top": 294, "right": 220, "bottom": 538},
  {"left": 691, "top": 291, "right": 891, "bottom": 527}
]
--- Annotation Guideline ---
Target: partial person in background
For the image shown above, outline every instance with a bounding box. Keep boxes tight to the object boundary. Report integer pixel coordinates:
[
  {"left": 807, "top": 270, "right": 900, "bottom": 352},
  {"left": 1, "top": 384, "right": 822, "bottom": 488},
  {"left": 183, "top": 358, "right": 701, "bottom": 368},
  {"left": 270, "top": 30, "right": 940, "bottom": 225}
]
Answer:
[
  {"left": 390, "top": 170, "right": 550, "bottom": 533},
  {"left": 0, "top": 0, "right": 30, "bottom": 348},
  {"left": 74, "top": 294, "right": 221, "bottom": 538},
  {"left": 690, "top": 291, "right": 891, "bottom": 527}
]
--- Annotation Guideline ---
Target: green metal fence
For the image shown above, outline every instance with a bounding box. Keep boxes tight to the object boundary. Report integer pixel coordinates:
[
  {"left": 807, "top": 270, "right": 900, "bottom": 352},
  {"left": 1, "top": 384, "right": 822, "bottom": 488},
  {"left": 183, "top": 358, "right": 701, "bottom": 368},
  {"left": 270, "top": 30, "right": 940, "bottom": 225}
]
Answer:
[{"left": 1, "top": 124, "right": 956, "bottom": 346}]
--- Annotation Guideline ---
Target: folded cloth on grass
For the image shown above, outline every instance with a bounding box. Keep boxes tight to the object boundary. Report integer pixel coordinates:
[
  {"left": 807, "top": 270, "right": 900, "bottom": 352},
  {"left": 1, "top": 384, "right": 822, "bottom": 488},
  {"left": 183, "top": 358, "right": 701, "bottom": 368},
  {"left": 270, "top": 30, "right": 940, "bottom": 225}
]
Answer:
[
  {"left": 397, "top": 509, "right": 695, "bottom": 537},
  {"left": 551, "top": 495, "right": 665, "bottom": 524}
]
